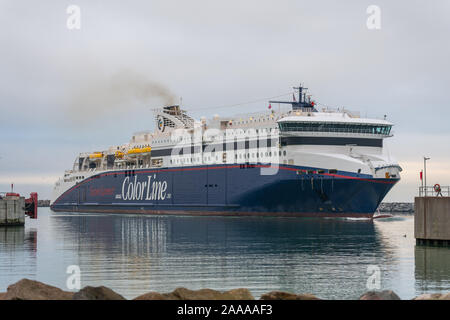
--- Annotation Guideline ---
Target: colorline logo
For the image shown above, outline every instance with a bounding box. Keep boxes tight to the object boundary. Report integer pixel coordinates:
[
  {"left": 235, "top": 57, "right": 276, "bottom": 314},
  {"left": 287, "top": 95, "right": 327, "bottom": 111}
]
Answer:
[{"left": 121, "top": 175, "right": 169, "bottom": 201}]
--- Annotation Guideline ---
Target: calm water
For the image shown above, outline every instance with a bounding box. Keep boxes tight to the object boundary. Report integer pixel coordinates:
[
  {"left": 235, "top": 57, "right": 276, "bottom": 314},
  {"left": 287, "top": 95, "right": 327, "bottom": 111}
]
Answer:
[{"left": 0, "top": 208, "right": 449, "bottom": 299}]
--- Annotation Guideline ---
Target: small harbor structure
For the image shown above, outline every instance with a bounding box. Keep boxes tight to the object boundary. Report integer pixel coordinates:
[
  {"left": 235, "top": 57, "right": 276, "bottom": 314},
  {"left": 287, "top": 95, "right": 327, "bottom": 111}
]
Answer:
[
  {"left": 415, "top": 185, "right": 450, "bottom": 246},
  {"left": 0, "top": 192, "right": 38, "bottom": 226}
]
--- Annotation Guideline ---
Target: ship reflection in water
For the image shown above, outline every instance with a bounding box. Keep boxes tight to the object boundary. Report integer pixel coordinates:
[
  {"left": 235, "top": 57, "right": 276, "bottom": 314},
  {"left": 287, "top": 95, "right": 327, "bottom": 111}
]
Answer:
[{"left": 0, "top": 208, "right": 449, "bottom": 299}]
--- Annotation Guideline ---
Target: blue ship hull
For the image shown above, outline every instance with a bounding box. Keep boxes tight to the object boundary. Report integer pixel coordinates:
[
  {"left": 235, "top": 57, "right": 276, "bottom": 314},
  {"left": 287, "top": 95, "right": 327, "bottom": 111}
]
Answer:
[{"left": 50, "top": 164, "right": 398, "bottom": 218}]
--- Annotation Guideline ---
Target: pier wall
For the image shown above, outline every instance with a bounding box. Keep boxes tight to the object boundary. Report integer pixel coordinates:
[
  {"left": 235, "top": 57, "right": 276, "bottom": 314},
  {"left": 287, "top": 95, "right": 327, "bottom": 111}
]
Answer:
[
  {"left": 0, "top": 196, "right": 25, "bottom": 226},
  {"left": 415, "top": 197, "right": 450, "bottom": 245}
]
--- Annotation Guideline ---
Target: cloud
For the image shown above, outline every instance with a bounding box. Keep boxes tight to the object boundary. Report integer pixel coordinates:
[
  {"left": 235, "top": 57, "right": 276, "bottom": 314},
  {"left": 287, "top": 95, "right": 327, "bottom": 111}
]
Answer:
[
  {"left": 0, "top": 0, "right": 449, "bottom": 202},
  {"left": 0, "top": 174, "right": 59, "bottom": 186}
]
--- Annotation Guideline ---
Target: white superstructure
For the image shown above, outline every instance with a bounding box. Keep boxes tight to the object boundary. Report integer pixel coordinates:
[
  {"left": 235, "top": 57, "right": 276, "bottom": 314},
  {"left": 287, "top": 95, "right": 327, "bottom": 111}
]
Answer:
[{"left": 52, "top": 86, "right": 401, "bottom": 205}]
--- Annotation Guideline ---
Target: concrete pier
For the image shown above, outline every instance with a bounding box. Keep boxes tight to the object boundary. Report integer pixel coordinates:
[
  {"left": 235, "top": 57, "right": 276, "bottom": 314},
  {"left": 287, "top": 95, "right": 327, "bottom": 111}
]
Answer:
[
  {"left": 0, "top": 195, "right": 25, "bottom": 226},
  {"left": 415, "top": 196, "right": 450, "bottom": 246}
]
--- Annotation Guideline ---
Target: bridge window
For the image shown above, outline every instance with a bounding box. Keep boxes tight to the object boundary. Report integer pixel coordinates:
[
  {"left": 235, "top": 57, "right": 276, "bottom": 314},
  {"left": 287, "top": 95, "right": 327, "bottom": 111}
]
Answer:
[{"left": 279, "top": 122, "right": 392, "bottom": 135}]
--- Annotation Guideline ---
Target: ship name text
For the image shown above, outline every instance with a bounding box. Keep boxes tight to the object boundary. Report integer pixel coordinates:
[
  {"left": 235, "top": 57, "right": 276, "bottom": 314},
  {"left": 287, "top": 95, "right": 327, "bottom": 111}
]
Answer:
[{"left": 121, "top": 175, "right": 168, "bottom": 201}]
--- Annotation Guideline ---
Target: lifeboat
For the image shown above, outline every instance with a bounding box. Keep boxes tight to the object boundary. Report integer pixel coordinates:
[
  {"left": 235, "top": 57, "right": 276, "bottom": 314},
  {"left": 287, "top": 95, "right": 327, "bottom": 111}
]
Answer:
[
  {"left": 115, "top": 151, "right": 124, "bottom": 158},
  {"left": 89, "top": 152, "right": 103, "bottom": 159},
  {"left": 127, "top": 148, "right": 142, "bottom": 155},
  {"left": 127, "top": 146, "right": 151, "bottom": 156},
  {"left": 141, "top": 146, "right": 152, "bottom": 153}
]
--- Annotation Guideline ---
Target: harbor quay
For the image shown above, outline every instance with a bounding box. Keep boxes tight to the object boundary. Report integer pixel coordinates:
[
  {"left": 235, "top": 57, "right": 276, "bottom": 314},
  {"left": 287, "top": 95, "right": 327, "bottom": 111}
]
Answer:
[
  {"left": 0, "top": 192, "right": 38, "bottom": 226},
  {"left": 415, "top": 188, "right": 450, "bottom": 246},
  {"left": 0, "top": 194, "right": 25, "bottom": 226}
]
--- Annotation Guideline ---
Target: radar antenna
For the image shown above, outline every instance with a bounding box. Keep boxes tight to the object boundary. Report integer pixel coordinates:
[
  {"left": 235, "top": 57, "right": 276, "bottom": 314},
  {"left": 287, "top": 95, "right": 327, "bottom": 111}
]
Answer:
[{"left": 269, "top": 84, "right": 317, "bottom": 111}]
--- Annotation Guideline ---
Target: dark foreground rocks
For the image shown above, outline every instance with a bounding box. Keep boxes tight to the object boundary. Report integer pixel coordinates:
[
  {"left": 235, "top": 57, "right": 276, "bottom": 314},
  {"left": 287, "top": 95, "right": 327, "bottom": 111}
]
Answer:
[
  {"left": 73, "top": 286, "right": 126, "bottom": 300},
  {"left": 359, "top": 290, "right": 401, "bottom": 300},
  {"left": 260, "top": 291, "right": 320, "bottom": 300},
  {"left": 0, "top": 278, "right": 449, "bottom": 300},
  {"left": 134, "top": 287, "right": 254, "bottom": 300},
  {"left": 413, "top": 293, "right": 450, "bottom": 300},
  {"left": 3, "top": 279, "right": 73, "bottom": 300},
  {"left": 0, "top": 279, "right": 125, "bottom": 300}
]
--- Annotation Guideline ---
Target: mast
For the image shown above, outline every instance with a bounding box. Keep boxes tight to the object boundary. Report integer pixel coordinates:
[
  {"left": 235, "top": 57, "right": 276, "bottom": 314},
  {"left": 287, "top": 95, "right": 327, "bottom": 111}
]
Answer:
[{"left": 269, "top": 84, "right": 316, "bottom": 111}]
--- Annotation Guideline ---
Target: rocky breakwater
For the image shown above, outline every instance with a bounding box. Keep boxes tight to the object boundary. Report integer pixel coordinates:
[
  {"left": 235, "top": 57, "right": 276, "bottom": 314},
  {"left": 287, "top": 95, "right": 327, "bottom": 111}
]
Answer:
[
  {"left": 378, "top": 202, "right": 414, "bottom": 213},
  {"left": 0, "top": 279, "right": 449, "bottom": 300}
]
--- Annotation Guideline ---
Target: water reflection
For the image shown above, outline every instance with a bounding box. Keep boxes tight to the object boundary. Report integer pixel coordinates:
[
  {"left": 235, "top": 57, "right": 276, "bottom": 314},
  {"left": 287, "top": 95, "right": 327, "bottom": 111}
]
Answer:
[
  {"left": 415, "top": 245, "right": 450, "bottom": 293},
  {"left": 0, "top": 226, "right": 37, "bottom": 288},
  {"left": 47, "top": 213, "right": 386, "bottom": 299},
  {"left": 0, "top": 226, "right": 37, "bottom": 253},
  {"left": 1, "top": 209, "right": 449, "bottom": 300},
  {"left": 0, "top": 226, "right": 25, "bottom": 245}
]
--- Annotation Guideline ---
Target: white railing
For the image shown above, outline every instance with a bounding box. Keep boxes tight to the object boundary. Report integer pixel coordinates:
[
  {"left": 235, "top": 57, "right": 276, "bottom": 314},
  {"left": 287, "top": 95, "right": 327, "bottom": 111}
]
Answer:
[{"left": 419, "top": 185, "right": 450, "bottom": 197}]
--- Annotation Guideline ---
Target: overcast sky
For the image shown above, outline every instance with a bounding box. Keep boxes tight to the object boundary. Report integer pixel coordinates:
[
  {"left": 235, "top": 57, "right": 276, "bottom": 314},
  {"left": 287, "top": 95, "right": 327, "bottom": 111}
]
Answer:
[{"left": 1, "top": 0, "right": 449, "bottom": 201}]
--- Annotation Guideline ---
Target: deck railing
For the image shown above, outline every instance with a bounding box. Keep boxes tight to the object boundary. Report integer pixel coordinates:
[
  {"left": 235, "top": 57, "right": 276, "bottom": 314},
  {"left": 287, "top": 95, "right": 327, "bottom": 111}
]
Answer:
[{"left": 419, "top": 185, "right": 450, "bottom": 197}]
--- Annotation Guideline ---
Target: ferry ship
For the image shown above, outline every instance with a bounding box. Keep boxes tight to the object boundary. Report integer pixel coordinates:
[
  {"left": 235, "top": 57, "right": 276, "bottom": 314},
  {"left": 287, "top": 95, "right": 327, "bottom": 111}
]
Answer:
[{"left": 50, "top": 85, "right": 401, "bottom": 217}]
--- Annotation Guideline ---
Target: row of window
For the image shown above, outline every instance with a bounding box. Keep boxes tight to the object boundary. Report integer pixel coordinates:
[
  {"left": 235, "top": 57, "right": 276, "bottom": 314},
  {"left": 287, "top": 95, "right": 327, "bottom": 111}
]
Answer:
[
  {"left": 169, "top": 150, "right": 288, "bottom": 164},
  {"left": 297, "top": 169, "right": 338, "bottom": 175},
  {"left": 279, "top": 122, "right": 392, "bottom": 135},
  {"left": 152, "top": 128, "right": 277, "bottom": 145},
  {"left": 63, "top": 176, "right": 85, "bottom": 183},
  {"left": 232, "top": 115, "right": 275, "bottom": 125}
]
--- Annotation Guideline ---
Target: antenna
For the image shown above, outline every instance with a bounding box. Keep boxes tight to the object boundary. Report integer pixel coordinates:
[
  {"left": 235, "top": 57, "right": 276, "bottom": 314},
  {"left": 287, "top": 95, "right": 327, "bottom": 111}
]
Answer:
[
  {"left": 270, "top": 84, "right": 316, "bottom": 111},
  {"left": 293, "top": 85, "right": 308, "bottom": 104}
]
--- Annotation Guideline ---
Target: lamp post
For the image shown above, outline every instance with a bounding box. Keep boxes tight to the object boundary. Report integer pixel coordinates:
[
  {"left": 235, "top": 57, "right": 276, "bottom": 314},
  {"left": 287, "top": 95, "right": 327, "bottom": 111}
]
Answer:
[{"left": 424, "top": 156, "right": 430, "bottom": 197}]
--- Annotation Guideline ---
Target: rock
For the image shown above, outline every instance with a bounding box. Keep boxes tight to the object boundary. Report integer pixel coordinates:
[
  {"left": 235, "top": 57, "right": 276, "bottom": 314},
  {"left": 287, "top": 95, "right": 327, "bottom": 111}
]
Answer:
[
  {"left": 221, "top": 288, "right": 254, "bottom": 300},
  {"left": 133, "top": 292, "right": 169, "bottom": 300},
  {"left": 439, "top": 293, "right": 450, "bottom": 300},
  {"left": 169, "top": 288, "right": 223, "bottom": 300},
  {"left": 72, "top": 286, "right": 126, "bottom": 300},
  {"left": 4, "top": 279, "right": 73, "bottom": 300},
  {"left": 133, "top": 287, "right": 254, "bottom": 300},
  {"left": 439, "top": 292, "right": 450, "bottom": 300},
  {"left": 260, "top": 291, "right": 320, "bottom": 300},
  {"left": 0, "top": 292, "right": 6, "bottom": 300},
  {"left": 413, "top": 293, "right": 441, "bottom": 300},
  {"left": 412, "top": 293, "right": 450, "bottom": 300},
  {"left": 359, "top": 290, "right": 401, "bottom": 300},
  {"left": 168, "top": 287, "right": 254, "bottom": 300}
]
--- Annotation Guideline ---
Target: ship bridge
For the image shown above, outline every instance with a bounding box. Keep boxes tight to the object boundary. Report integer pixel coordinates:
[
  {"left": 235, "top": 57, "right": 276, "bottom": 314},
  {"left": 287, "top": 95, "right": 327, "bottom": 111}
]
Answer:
[{"left": 278, "top": 114, "right": 393, "bottom": 137}]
